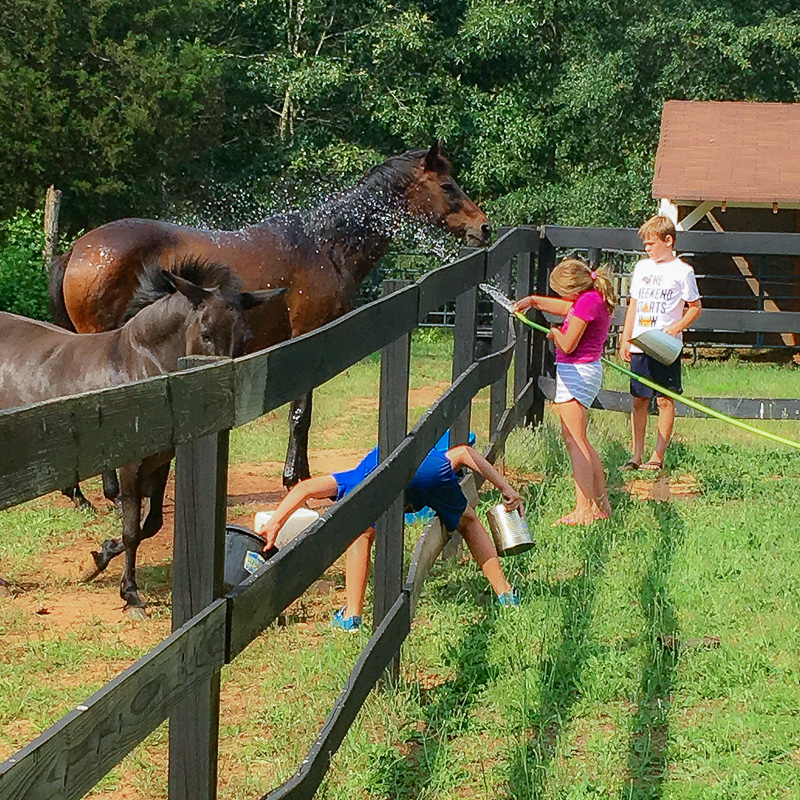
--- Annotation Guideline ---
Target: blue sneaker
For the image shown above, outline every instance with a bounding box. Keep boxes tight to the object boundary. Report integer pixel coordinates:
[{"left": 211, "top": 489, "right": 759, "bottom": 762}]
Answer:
[
  {"left": 497, "top": 590, "right": 520, "bottom": 607},
  {"left": 331, "top": 606, "right": 362, "bottom": 632}
]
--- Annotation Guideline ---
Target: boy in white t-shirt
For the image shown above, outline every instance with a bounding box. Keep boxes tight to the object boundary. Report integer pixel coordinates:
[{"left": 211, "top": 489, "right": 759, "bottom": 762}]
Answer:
[{"left": 619, "top": 215, "right": 702, "bottom": 471}]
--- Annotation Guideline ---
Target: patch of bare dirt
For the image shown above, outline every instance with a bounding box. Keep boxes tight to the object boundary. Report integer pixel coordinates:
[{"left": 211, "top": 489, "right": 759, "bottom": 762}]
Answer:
[{"left": 625, "top": 473, "right": 701, "bottom": 502}]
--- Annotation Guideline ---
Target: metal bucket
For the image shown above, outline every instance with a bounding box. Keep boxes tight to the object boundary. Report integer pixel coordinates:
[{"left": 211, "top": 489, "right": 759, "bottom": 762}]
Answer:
[
  {"left": 629, "top": 329, "right": 682, "bottom": 365},
  {"left": 486, "top": 505, "right": 534, "bottom": 556},
  {"left": 224, "top": 524, "right": 277, "bottom": 590}
]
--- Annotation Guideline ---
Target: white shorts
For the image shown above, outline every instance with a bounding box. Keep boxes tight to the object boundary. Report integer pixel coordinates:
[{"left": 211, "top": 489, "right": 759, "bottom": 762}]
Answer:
[{"left": 554, "top": 360, "right": 603, "bottom": 408}]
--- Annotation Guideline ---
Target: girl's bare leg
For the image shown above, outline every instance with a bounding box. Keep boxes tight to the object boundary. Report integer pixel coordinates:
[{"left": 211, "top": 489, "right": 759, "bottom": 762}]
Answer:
[
  {"left": 344, "top": 528, "right": 375, "bottom": 617},
  {"left": 558, "top": 400, "right": 609, "bottom": 523},
  {"left": 457, "top": 506, "right": 512, "bottom": 595}
]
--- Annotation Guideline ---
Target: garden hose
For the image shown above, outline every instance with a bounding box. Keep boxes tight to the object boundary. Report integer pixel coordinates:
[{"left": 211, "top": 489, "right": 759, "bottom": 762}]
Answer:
[{"left": 479, "top": 285, "right": 800, "bottom": 452}]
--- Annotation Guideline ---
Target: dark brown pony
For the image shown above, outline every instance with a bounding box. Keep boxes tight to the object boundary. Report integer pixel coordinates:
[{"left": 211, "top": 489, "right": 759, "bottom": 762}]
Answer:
[
  {"left": 50, "top": 142, "right": 490, "bottom": 493},
  {"left": 2, "top": 259, "right": 285, "bottom": 611}
]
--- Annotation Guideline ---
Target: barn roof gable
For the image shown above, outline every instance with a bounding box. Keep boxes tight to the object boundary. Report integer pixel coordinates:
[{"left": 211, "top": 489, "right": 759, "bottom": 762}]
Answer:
[{"left": 652, "top": 100, "right": 800, "bottom": 205}]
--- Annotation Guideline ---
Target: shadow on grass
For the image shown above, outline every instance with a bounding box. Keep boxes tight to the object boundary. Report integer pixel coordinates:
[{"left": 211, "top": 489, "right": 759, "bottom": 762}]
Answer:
[
  {"left": 504, "top": 518, "right": 615, "bottom": 799},
  {"left": 366, "top": 579, "right": 497, "bottom": 799},
  {"left": 622, "top": 502, "right": 684, "bottom": 800}
]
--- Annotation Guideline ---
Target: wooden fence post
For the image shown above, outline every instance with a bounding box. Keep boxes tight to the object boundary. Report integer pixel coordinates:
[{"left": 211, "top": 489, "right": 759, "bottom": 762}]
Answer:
[
  {"left": 374, "top": 280, "right": 411, "bottom": 682},
  {"left": 42, "top": 185, "right": 61, "bottom": 267},
  {"left": 514, "top": 247, "right": 536, "bottom": 425},
  {"left": 443, "top": 248, "right": 482, "bottom": 559},
  {"left": 529, "top": 231, "right": 556, "bottom": 428},
  {"left": 587, "top": 246, "right": 602, "bottom": 268},
  {"left": 169, "top": 355, "right": 229, "bottom": 800},
  {"left": 490, "top": 233, "right": 513, "bottom": 440}
]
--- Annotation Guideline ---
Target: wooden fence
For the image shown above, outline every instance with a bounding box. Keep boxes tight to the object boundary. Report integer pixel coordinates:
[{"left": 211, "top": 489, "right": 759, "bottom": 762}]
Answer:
[{"left": 2, "top": 225, "right": 799, "bottom": 800}]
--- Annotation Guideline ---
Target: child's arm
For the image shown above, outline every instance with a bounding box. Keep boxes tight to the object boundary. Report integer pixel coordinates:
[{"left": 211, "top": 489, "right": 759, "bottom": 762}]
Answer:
[
  {"left": 549, "top": 316, "right": 588, "bottom": 355},
  {"left": 445, "top": 445, "right": 523, "bottom": 513},
  {"left": 511, "top": 293, "right": 573, "bottom": 317},
  {"left": 619, "top": 299, "right": 637, "bottom": 362},
  {"left": 260, "top": 475, "right": 338, "bottom": 550},
  {"left": 664, "top": 299, "right": 702, "bottom": 337}
]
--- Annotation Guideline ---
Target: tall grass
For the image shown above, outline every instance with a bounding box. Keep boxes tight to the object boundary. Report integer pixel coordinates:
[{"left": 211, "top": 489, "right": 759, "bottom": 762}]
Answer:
[{"left": 1, "top": 335, "right": 800, "bottom": 799}]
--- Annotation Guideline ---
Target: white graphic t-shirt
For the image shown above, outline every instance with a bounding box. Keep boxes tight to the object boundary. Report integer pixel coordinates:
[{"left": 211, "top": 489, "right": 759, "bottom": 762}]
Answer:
[{"left": 628, "top": 257, "right": 700, "bottom": 353}]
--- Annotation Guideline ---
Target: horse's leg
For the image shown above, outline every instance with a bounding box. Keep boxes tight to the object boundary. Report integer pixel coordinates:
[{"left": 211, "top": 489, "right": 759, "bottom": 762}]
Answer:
[
  {"left": 62, "top": 484, "right": 94, "bottom": 511},
  {"left": 118, "top": 464, "right": 146, "bottom": 611},
  {"left": 283, "top": 391, "right": 313, "bottom": 488},
  {"left": 140, "top": 462, "right": 170, "bottom": 542},
  {"left": 82, "top": 536, "right": 125, "bottom": 582},
  {"left": 102, "top": 469, "right": 122, "bottom": 511}
]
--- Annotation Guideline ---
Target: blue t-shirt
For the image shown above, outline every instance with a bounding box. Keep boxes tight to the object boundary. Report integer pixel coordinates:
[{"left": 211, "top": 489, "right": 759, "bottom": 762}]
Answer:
[{"left": 331, "top": 447, "right": 468, "bottom": 532}]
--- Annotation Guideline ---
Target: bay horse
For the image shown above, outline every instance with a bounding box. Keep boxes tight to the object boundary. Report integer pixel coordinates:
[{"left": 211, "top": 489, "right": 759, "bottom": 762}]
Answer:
[
  {"left": 1, "top": 258, "right": 286, "bottom": 611},
  {"left": 50, "top": 142, "right": 491, "bottom": 502}
]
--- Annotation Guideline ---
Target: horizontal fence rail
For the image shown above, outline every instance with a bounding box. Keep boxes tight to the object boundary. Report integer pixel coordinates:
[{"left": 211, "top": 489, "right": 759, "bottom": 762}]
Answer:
[{"left": 3, "top": 224, "right": 800, "bottom": 800}]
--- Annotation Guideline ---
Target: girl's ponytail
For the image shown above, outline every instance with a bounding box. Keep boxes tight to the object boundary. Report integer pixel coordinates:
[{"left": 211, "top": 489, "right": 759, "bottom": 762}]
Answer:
[
  {"left": 591, "top": 265, "right": 617, "bottom": 314},
  {"left": 550, "top": 258, "right": 618, "bottom": 314}
]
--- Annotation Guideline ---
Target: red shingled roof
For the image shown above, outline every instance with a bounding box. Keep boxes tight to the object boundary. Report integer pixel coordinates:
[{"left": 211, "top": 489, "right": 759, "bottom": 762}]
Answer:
[{"left": 652, "top": 100, "right": 800, "bottom": 204}]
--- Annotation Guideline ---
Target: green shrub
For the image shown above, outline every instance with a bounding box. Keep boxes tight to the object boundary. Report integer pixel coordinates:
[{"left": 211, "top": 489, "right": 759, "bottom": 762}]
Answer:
[{"left": 0, "top": 207, "right": 49, "bottom": 320}]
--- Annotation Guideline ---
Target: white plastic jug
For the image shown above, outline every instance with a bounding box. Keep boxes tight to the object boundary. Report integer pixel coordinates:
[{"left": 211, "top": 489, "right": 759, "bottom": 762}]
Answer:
[{"left": 254, "top": 507, "right": 320, "bottom": 548}]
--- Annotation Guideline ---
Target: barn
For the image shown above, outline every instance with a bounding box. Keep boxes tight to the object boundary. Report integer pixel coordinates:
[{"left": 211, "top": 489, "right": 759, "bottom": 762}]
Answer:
[{"left": 652, "top": 100, "right": 800, "bottom": 348}]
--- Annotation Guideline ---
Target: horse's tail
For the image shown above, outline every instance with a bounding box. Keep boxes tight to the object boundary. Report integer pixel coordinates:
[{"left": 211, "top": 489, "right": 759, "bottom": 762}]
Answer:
[{"left": 49, "top": 248, "right": 77, "bottom": 331}]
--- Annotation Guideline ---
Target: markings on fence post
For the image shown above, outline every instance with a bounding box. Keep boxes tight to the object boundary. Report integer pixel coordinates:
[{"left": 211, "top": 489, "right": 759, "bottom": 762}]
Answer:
[
  {"left": 374, "top": 281, "right": 411, "bottom": 684},
  {"left": 169, "top": 355, "right": 230, "bottom": 800}
]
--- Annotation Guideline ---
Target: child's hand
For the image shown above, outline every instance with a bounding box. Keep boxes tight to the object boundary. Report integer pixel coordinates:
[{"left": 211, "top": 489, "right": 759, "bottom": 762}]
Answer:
[
  {"left": 619, "top": 341, "right": 631, "bottom": 362},
  {"left": 511, "top": 298, "right": 530, "bottom": 314},
  {"left": 503, "top": 489, "right": 523, "bottom": 514},
  {"left": 547, "top": 327, "right": 556, "bottom": 341},
  {"left": 663, "top": 324, "right": 681, "bottom": 337},
  {"left": 261, "top": 520, "right": 281, "bottom": 551}
]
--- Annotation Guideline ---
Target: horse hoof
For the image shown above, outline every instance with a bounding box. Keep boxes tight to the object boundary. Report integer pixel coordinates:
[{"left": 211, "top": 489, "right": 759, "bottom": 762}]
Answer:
[
  {"left": 80, "top": 551, "right": 107, "bottom": 582},
  {"left": 124, "top": 605, "right": 148, "bottom": 621}
]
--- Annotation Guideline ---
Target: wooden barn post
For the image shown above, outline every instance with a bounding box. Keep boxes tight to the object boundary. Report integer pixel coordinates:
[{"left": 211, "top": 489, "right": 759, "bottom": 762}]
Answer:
[
  {"left": 374, "top": 280, "right": 411, "bottom": 681},
  {"left": 169, "top": 356, "right": 229, "bottom": 800}
]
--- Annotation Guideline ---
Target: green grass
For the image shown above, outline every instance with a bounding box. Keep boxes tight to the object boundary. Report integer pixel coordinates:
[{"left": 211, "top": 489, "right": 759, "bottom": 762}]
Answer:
[{"left": 2, "top": 333, "right": 800, "bottom": 799}]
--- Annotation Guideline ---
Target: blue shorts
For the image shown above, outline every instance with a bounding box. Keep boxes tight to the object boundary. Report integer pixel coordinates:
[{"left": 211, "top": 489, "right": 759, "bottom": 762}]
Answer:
[
  {"left": 331, "top": 447, "right": 468, "bottom": 533},
  {"left": 630, "top": 353, "right": 682, "bottom": 399}
]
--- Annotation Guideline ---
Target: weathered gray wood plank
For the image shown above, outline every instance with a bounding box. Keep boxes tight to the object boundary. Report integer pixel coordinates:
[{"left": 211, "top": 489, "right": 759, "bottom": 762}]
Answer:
[{"left": 0, "top": 600, "right": 227, "bottom": 800}]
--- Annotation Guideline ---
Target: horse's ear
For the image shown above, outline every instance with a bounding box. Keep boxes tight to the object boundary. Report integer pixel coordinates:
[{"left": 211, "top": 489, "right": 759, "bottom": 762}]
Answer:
[
  {"left": 164, "top": 271, "right": 214, "bottom": 306},
  {"left": 424, "top": 139, "right": 447, "bottom": 173},
  {"left": 240, "top": 286, "right": 288, "bottom": 310}
]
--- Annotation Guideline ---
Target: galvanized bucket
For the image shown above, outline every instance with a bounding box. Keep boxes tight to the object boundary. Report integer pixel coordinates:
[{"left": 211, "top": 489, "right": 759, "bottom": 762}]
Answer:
[
  {"left": 630, "top": 328, "right": 682, "bottom": 365},
  {"left": 486, "top": 505, "right": 534, "bottom": 556}
]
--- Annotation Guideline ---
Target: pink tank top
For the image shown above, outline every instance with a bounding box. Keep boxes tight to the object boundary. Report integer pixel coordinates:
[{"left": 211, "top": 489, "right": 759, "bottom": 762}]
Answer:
[{"left": 555, "top": 290, "right": 612, "bottom": 364}]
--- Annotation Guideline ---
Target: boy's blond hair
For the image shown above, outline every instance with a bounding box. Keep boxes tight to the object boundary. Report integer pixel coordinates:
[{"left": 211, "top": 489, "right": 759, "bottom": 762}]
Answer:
[
  {"left": 549, "top": 258, "right": 617, "bottom": 314},
  {"left": 638, "top": 215, "right": 676, "bottom": 243}
]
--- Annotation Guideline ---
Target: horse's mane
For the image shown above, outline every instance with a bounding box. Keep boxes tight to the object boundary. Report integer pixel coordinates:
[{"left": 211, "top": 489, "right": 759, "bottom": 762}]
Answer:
[
  {"left": 358, "top": 148, "right": 452, "bottom": 196},
  {"left": 122, "top": 257, "right": 242, "bottom": 322}
]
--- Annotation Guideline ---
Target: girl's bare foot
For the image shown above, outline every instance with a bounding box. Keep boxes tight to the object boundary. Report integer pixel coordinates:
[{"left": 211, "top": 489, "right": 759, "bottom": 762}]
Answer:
[{"left": 553, "top": 507, "right": 596, "bottom": 526}]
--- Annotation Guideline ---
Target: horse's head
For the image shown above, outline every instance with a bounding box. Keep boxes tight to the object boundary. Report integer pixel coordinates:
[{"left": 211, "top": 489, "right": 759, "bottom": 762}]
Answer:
[
  {"left": 165, "top": 272, "right": 287, "bottom": 358},
  {"left": 406, "top": 141, "right": 491, "bottom": 247}
]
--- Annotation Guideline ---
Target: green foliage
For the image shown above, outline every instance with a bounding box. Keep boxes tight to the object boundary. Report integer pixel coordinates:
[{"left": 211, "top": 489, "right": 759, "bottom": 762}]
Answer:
[
  {"left": 0, "top": 207, "right": 49, "bottom": 319},
  {"left": 2, "top": 0, "right": 799, "bottom": 233}
]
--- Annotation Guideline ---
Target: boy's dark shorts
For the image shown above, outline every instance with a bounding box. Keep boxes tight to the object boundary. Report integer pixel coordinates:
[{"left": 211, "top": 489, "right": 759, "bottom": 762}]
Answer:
[{"left": 629, "top": 353, "right": 682, "bottom": 398}]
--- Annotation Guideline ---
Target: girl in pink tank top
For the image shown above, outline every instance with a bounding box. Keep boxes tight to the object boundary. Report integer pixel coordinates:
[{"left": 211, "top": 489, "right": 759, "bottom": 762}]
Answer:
[{"left": 512, "top": 258, "right": 616, "bottom": 525}]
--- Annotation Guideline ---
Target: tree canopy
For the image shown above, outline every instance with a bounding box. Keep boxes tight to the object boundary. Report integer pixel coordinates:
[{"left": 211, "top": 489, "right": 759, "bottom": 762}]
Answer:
[{"left": 1, "top": 0, "right": 798, "bottom": 233}]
